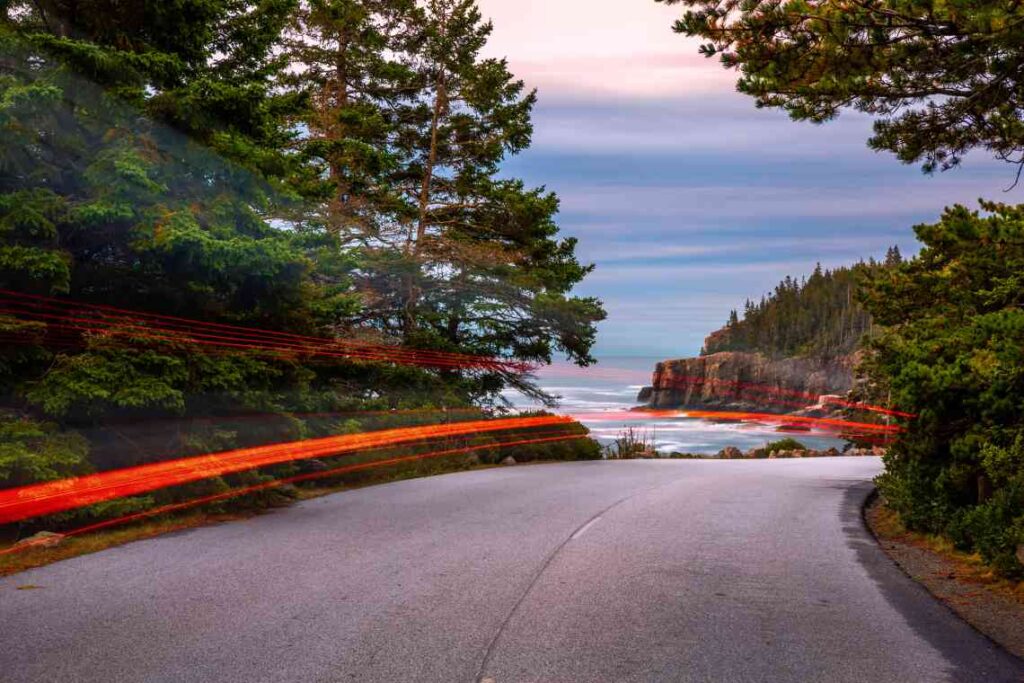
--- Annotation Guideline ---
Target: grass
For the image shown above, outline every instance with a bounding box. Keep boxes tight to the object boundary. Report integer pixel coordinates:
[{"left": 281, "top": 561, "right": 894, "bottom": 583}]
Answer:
[
  {"left": 0, "top": 511, "right": 250, "bottom": 577},
  {"left": 868, "top": 498, "right": 1024, "bottom": 606}
]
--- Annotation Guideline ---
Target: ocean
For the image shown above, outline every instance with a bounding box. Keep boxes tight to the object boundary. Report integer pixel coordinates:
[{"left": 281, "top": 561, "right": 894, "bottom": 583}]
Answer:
[{"left": 506, "top": 356, "right": 848, "bottom": 456}]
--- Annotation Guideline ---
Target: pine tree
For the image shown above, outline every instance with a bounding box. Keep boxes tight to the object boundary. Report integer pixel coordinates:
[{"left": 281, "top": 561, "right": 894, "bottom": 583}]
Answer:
[
  {"left": 0, "top": 2, "right": 361, "bottom": 484},
  {"left": 303, "top": 0, "right": 605, "bottom": 402},
  {"left": 283, "top": 0, "right": 420, "bottom": 236}
]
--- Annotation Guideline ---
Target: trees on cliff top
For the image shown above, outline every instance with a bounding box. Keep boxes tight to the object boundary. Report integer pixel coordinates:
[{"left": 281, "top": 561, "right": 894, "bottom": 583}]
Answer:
[{"left": 704, "top": 260, "right": 891, "bottom": 359}]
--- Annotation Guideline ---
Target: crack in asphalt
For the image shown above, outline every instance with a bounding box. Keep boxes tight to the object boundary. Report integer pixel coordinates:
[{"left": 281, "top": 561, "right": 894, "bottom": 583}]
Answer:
[{"left": 472, "top": 479, "right": 679, "bottom": 682}]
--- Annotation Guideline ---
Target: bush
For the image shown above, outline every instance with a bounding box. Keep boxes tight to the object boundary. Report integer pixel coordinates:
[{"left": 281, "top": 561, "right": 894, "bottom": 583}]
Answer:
[
  {"left": 862, "top": 203, "right": 1024, "bottom": 577},
  {"left": 605, "top": 427, "right": 655, "bottom": 459},
  {"left": 764, "top": 437, "right": 807, "bottom": 454}
]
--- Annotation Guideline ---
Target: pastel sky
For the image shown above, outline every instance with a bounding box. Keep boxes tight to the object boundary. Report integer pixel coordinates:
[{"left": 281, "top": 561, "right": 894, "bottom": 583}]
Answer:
[{"left": 477, "top": 0, "right": 1016, "bottom": 359}]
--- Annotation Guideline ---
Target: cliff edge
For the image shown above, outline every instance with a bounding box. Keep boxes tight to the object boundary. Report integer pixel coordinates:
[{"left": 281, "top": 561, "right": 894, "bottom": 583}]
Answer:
[{"left": 637, "top": 351, "right": 855, "bottom": 412}]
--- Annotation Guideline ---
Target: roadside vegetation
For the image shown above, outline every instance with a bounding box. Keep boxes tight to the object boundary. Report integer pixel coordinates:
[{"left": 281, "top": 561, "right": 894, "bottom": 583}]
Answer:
[
  {"left": 1, "top": 423, "right": 600, "bottom": 576},
  {"left": 0, "top": 0, "right": 605, "bottom": 546},
  {"left": 604, "top": 426, "right": 656, "bottom": 459},
  {"left": 664, "top": 0, "right": 1024, "bottom": 576}
]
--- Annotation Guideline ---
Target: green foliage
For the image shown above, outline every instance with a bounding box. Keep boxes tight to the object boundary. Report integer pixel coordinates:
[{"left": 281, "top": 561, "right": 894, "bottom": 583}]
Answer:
[
  {"left": 706, "top": 252, "right": 901, "bottom": 358},
  {"left": 0, "top": 0, "right": 605, "bottom": 539},
  {"left": 861, "top": 202, "right": 1024, "bottom": 577},
  {"left": 659, "top": 0, "right": 1024, "bottom": 174},
  {"left": 287, "top": 0, "right": 605, "bottom": 406},
  {"left": 0, "top": 414, "right": 89, "bottom": 486},
  {"left": 764, "top": 437, "right": 806, "bottom": 454}
]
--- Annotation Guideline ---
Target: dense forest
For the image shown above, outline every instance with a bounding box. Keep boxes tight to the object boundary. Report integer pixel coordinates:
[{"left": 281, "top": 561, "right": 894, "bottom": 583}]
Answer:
[
  {"left": 704, "top": 248, "right": 902, "bottom": 359},
  {"left": 0, "top": 0, "right": 603, "bottom": 529}
]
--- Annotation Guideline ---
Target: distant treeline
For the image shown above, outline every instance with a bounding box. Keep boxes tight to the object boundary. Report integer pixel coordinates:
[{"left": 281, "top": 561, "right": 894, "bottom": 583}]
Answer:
[{"left": 703, "top": 247, "right": 904, "bottom": 359}]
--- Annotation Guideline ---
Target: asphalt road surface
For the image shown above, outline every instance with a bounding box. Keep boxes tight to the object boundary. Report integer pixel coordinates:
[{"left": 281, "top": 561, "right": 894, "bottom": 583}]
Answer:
[{"left": 2, "top": 458, "right": 1022, "bottom": 682}]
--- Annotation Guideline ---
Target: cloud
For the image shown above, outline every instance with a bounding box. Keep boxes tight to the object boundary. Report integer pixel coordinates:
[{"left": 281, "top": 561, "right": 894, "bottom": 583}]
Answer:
[{"left": 474, "top": 0, "right": 1021, "bottom": 359}]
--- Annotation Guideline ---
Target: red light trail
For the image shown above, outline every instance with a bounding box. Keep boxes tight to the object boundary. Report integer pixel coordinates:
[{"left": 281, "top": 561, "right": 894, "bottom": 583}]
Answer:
[
  {"left": 651, "top": 374, "right": 915, "bottom": 418},
  {"left": 568, "top": 409, "right": 901, "bottom": 437},
  {"left": 0, "top": 289, "right": 533, "bottom": 373},
  {"left": 0, "top": 431, "right": 585, "bottom": 556},
  {"left": 0, "top": 415, "right": 574, "bottom": 525}
]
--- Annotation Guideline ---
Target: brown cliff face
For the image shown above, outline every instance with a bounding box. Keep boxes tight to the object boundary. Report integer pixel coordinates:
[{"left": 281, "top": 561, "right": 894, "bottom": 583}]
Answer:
[{"left": 638, "top": 352, "right": 855, "bottom": 412}]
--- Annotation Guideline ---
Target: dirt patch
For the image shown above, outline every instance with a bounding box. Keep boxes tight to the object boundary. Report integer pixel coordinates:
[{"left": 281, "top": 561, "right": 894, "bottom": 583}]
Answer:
[{"left": 865, "top": 495, "right": 1024, "bottom": 660}]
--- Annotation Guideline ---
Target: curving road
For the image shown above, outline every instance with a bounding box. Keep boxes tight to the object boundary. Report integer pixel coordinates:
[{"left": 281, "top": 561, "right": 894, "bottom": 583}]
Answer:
[{"left": 1, "top": 458, "right": 1021, "bottom": 682}]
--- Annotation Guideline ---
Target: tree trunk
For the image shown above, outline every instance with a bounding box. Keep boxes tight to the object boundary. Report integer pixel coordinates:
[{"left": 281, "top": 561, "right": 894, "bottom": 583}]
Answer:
[{"left": 403, "top": 70, "right": 446, "bottom": 336}]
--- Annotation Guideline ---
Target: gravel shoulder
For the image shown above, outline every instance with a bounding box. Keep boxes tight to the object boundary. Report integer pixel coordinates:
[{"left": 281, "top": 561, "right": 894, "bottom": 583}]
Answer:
[{"left": 865, "top": 495, "right": 1024, "bottom": 661}]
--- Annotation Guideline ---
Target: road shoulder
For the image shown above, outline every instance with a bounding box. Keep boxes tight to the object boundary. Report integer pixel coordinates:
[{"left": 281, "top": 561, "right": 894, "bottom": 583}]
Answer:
[{"left": 865, "top": 494, "right": 1024, "bottom": 660}]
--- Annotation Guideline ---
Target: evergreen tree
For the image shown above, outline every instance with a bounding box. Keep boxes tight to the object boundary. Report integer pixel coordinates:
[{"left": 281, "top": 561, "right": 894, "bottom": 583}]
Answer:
[
  {"left": 0, "top": 2, "right": 361, "bottom": 487},
  {"left": 291, "top": 0, "right": 605, "bottom": 404},
  {"left": 703, "top": 256, "right": 900, "bottom": 359},
  {"left": 283, "top": 0, "right": 420, "bottom": 235},
  {"left": 861, "top": 203, "right": 1024, "bottom": 576},
  {"left": 659, "top": 0, "right": 1024, "bottom": 176}
]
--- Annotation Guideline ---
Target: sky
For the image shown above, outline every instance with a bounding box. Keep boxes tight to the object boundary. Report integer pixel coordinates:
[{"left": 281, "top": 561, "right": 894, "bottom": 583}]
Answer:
[{"left": 477, "top": 0, "right": 1017, "bottom": 359}]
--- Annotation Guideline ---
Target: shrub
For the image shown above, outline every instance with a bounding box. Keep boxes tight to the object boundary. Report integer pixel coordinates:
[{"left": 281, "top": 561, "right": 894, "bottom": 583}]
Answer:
[{"left": 764, "top": 437, "right": 807, "bottom": 454}]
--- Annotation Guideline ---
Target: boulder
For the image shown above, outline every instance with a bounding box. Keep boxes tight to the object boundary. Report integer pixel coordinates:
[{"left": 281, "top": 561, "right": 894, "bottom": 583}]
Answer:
[
  {"left": 464, "top": 453, "right": 481, "bottom": 467},
  {"left": 1017, "top": 544, "right": 1024, "bottom": 567},
  {"left": 744, "top": 448, "right": 762, "bottom": 459},
  {"left": 13, "top": 531, "right": 65, "bottom": 551},
  {"left": 500, "top": 455, "right": 517, "bottom": 466},
  {"left": 717, "top": 446, "right": 743, "bottom": 460}
]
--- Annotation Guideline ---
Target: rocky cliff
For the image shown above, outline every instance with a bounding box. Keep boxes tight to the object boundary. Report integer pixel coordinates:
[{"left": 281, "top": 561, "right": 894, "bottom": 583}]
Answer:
[{"left": 637, "top": 351, "right": 855, "bottom": 412}]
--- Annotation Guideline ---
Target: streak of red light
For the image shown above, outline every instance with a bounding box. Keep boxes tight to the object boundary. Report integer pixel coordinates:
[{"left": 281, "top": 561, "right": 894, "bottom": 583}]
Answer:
[
  {"left": 0, "top": 416, "right": 574, "bottom": 524},
  {"left": 651, "top": 374, "right": 915, "bottom": 418},
  {"left": 0, "top": 432, "right": 585, "bottom": 555},
  {"left": 568, "top": 409, "right": 900, "bottom": 435},
  {"left": 0, "top": 289, "right": 532, "bottom": 372}
]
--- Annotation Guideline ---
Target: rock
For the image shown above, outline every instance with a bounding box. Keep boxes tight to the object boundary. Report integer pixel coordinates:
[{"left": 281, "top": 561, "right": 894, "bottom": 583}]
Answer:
[
  {"left": 464, "top": 453, "right": 481, "bottom": 467},
  {"left": 641, "top": 351, "right": 856, "bottom": 410},
  {"left": 13, "top": 531, "right": 65, "bottom": 551},
  {"left": 718, "top": 446, "right": 743, "bottom": 460},
  {"left": 825, "top": 448, "right": 841, "bottom": 457},
  {"left": 500, "top": 456, "right": 517, "bottom": 466},
  {"left": 871, "top": 446, "right": 887, "bottom": 456},
  {"left": 1016, "top": 544, "right": 1024, "bottom": 567},
  {"left": 636, "top": 386, "right": 654, "bottom": 403},
  {"left": 744, "top": 448, "right": 762, "bottom": 459}
]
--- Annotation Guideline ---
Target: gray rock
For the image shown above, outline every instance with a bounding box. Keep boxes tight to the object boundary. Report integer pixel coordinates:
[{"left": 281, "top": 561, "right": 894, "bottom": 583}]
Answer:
[
  {"left": 500, "top": 456, "right": 517, "bottom": 466},
  {"left": 717, "top": 446, "right": 743, "bottom": 460},
  {"left": 14, "top": 531, "right": 65, "bottom": 550}
]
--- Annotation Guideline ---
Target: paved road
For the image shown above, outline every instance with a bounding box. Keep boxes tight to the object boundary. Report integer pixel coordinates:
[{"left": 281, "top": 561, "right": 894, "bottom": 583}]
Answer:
[{"left": 1, "top": 458, "right": 1021, "bottom": 682}]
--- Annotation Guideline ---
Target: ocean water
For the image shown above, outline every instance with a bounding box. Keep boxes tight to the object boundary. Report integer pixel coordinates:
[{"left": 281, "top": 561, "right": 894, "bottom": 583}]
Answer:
[{"left": 506, "top": 356, "right": 848, "bottom": 456}]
